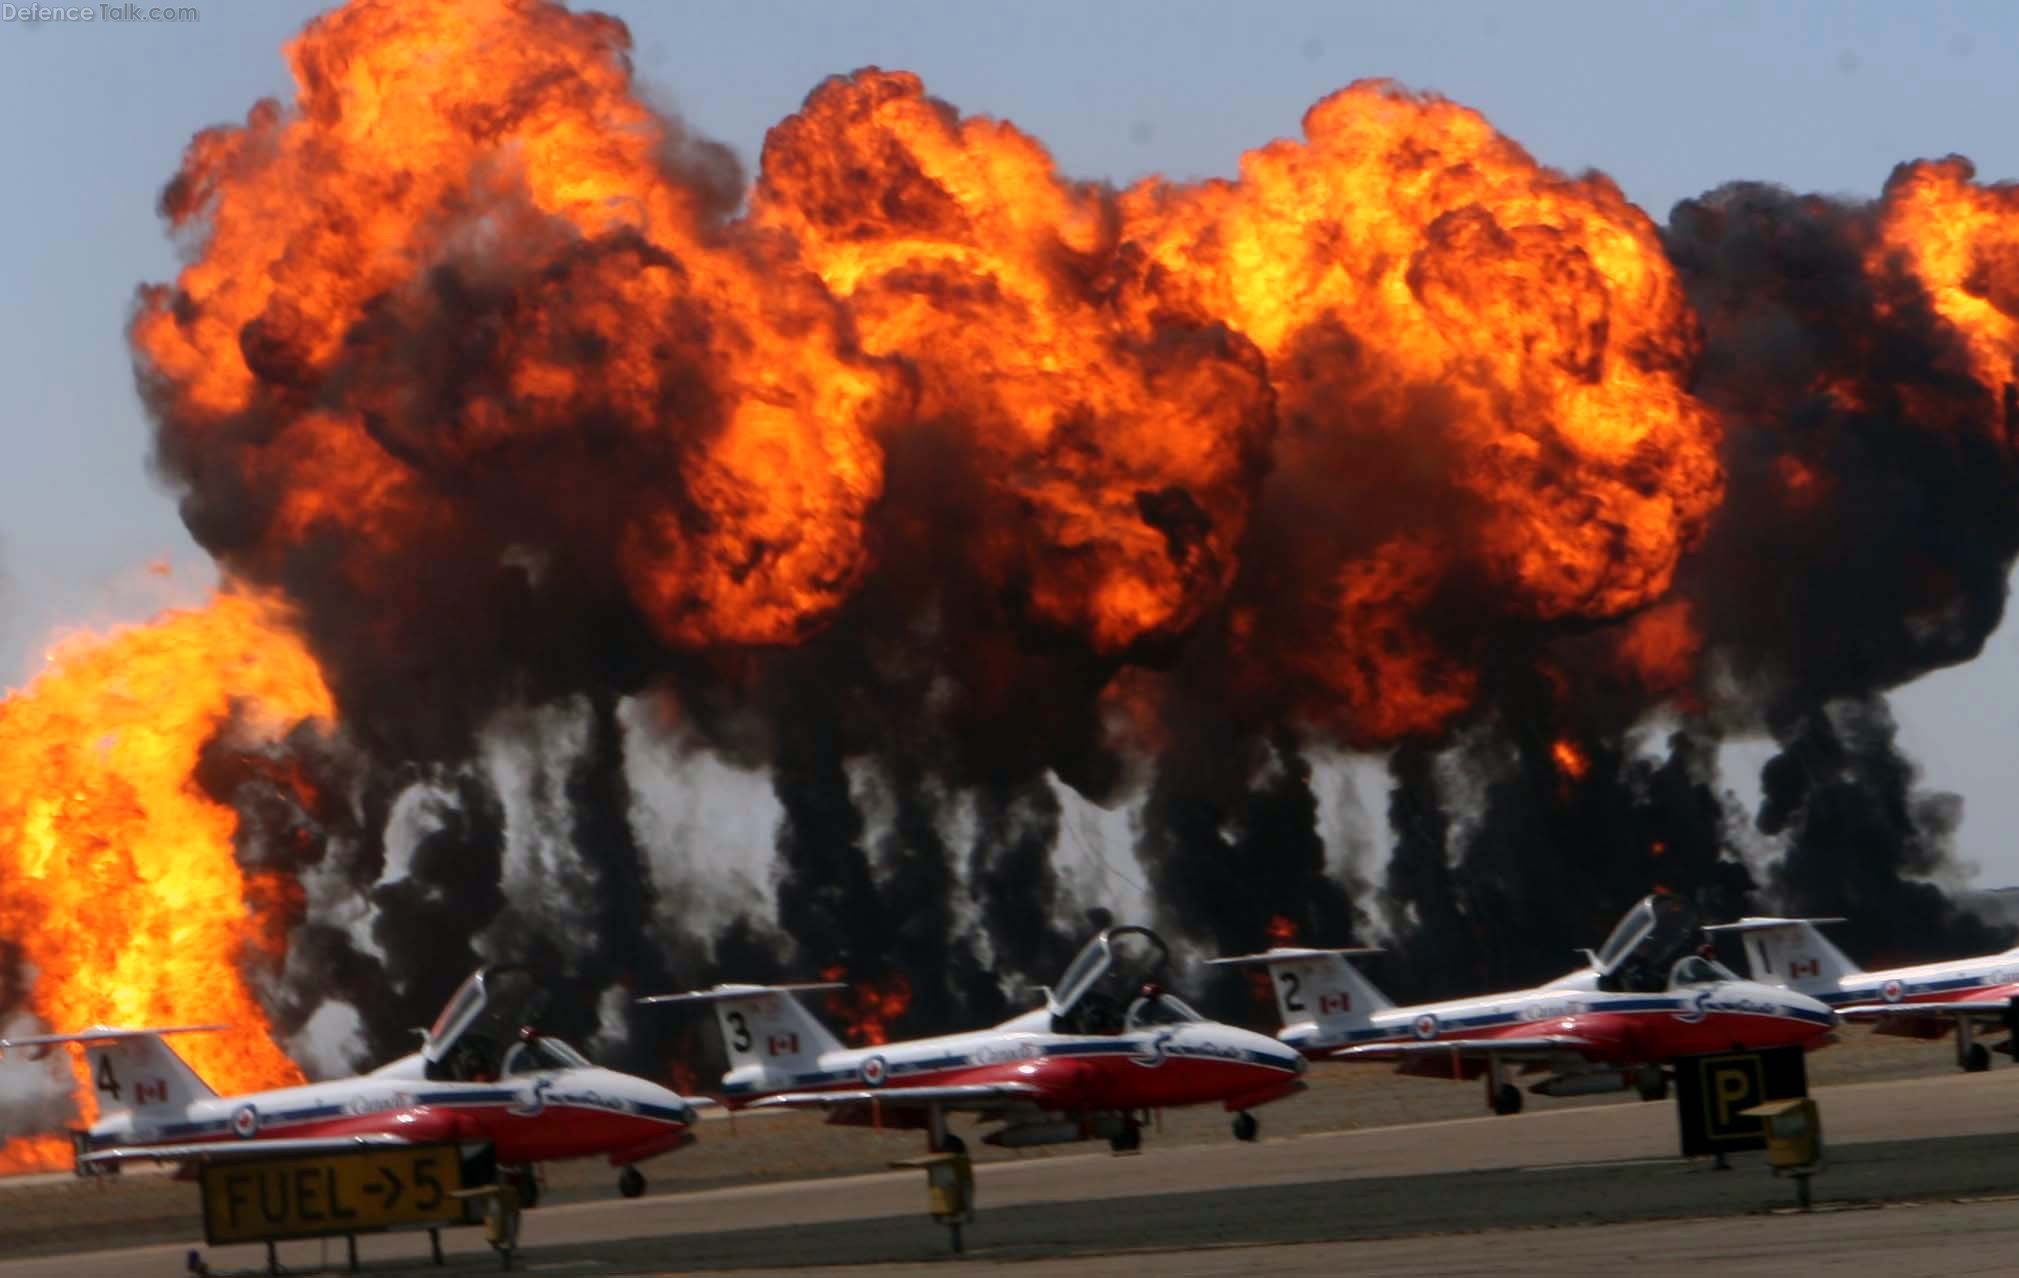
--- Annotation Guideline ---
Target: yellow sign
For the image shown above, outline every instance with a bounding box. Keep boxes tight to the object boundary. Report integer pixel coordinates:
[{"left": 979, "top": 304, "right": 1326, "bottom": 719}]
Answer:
[{"left": 201, "top": 1145, "right": 467, "bottom": 1245}]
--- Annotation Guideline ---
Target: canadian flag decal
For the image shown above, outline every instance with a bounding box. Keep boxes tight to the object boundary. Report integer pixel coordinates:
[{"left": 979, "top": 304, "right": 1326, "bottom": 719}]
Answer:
[
  {"left": 135, "top": 1079, "right": 169, "bottom": 1105},
  {"left": 767, "top": 1033, "right": 800, "bottom": 1057},
  {"left": 1319, "top": 993, "right": 1350, "bottom": 1014},
  {"left": 1790, "top": 959, "right": 1820, "bottom": 979}
]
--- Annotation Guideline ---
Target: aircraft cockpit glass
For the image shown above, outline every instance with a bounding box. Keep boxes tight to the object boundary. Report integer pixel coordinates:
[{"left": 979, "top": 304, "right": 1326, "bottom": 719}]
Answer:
[
  {"left": 502, "top": 1036, "right": 592, "bottom": 1076},
  {"left": 1125, "top": 992, "right": 1202, "bottom": 1030},
  {"left": 1667, "top": 956, "right": 1736, "bottom": 988},
  {"left": 425, "top": 971, "right": 489, "bottom": 1055},
  {"left": 1593, "top": 898, "right": 1657, "bottom": 975},
  {"left": 422, "top": 965, "right": 543, "bottom": 1081},
  {"left": 1593, "top": 895, "right": 1701, "bottom": 993},
  {"left": 1048, "top": 925, "right": 1176, "bottom": 1036}
]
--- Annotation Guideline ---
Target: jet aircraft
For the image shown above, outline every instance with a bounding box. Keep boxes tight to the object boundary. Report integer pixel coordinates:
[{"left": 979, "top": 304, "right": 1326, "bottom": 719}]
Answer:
[
  {"left": 1214, "top": 895, "right": 1838, "bottom": 1114},
  {"left": 1706, "top": 915, "right": 2019, "bottom": 1072},
  {"left": 0, "top": 966, "right": 701, "bottom": 1201},
  {"left": 640, "top": 924, "right": 1306, "bottom": 1153}
]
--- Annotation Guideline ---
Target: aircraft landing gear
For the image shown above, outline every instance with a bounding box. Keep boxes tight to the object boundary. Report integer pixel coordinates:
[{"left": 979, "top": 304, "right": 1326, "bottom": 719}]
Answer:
[
  {"left": 507, "top": 1168, "right": 540, "bottom": 1210},
  {"left": 1231, "top": 1111, "right": 1259, "bottom": 1142},
  {"left": 1484, "top": 1055, "right": 1522, "bottom": 1115},
  {"left": 1959, "top": 1020, "right": 1992, "bottom": 1073},
  {"left": 1109, "top": 1116, "right": 1142, "bottom": 1154},
  {"left": 1635, "top": 1066, "right": 1669, "bottom": 1102},
  {"left": 617, "top": 1165, "right": 646, "bottom": 1199}
]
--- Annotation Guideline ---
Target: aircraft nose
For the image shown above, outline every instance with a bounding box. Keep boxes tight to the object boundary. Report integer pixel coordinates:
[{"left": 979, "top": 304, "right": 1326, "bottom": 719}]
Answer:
[
  {"left": 1238, "top": 1027, "right": 1305, "bottom": 1074},
  {"left": 655, "top": 1086, "right": 700, "bottom": 1126},
  {"left": 623, "top": 1074, "right": 698, "bottom": 1125},
  {"left": 1780, "top": 985, "right": 1838, "bottom": 1028}
]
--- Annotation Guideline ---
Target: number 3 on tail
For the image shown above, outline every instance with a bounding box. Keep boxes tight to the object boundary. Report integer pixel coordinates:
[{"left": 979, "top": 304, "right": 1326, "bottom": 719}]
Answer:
[
  {"left": 96, "top": 1055, "right": 121, "bottom": 1101},
  {"left": 727, "top": 1011, "right": 753, "bottom": 1052}
]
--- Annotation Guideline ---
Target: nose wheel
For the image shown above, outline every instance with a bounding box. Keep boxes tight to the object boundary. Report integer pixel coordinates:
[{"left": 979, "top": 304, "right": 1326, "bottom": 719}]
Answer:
[
  {"left": 1491, "top": 1083, "right": 1523, "bottom": 1116},
  {"left": 1635, "top": 1066, "right": 1669, "bottom": 1102},
  {"left": 1109, "top": 1116, "right": 1142, "bottom": 1153},
  {"left": 1231, "top": 1111, "right": 1259, "bottom": 1142},
  {"left": 617, "top": 1165, "right": 646, "bottom": 1199},
  {"left": 507, "top": 1168, "right": 540, "bottom": 1210}
]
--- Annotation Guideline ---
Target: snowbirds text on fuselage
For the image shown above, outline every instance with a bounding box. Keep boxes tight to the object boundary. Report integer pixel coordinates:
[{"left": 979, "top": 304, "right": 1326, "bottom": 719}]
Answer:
[
  {"left": 1707, "top": 915, "right": 2019, "bottom": 1072},
  {"left": 1214, "top": 896, "right": 1838, "bottom": 1115},
  {"left": 0, "top": 966, "right": 701, "bottom": 1202},
  {"left": 640, "top": 925, "right": 1306, "bottom": 1153}
]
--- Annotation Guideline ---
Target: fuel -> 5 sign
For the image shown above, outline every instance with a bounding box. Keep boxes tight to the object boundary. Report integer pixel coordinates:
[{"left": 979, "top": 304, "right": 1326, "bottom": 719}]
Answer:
[{"left": 201, "top": 1145, "right": 468, "bottom": 1245}]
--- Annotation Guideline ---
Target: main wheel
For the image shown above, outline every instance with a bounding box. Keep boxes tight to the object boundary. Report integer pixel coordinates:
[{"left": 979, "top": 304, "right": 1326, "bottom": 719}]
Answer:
[
  {"left": 1492, "top": 1083, "right": 1523, "bottom": 1116},
  {"left": 940, "top": 1133, "right": 967, "bottom": 1155},
  {"left": 1108, "top": 1121, "right": 1141, "bottom": 1154},
  {"left": 1231, "top": 1111, "right": 1259, "bottom": 1142},
  {"left": 510, "top": 1170, "right": 540, "bottom": 1210},
  {"left": 1636, "top": 1067, "right": 1669, "bottom": 1102},
  {"left": 1965, "top": 1042, "right": 1992, "bottom": 1073},
  {"left": 617, "top": 1165, "right": 646, "bottom": 1199}
]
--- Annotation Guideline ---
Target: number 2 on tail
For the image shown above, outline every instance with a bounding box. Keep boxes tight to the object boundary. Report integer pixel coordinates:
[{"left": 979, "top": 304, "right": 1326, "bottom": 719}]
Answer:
[{"left": 1279, "top": 971, "right": 1306, "bottom": 1012}]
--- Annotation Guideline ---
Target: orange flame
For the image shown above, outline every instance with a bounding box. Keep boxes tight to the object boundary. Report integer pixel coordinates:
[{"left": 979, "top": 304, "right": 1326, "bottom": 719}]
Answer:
[
  {"left": 819, "top": 965, "right": 913, "bottom": 1047},
  {"left": 0, "top": 594, "right": 332, "bottom": 1167},
  {"left": 1875, "top": 158, "right": 2019, "bottom": 425},
  {"left": 1121, "top": 81, "right": 1724, "bottom": 732},
  {"left": 1614, "top": 600, "right": 1701, "bottom": 698},
  {"left": 132, "top": 0, "right": 899, "bottom": 650},
  {"left": 753, "top": 69, "right": 1272, "bottom": 652},
  {"left": 1266, "top": 915, "right": 1298, "bottom": 945},
  {"left": 1551, "top": 739, "right": 1591, "bottom": 782},
  {"left": 132, "top": 11, "right": 1731, "bottom": 744},
  {"left": 0, "top": 1134, "right": 70, "bottom": 1175}
]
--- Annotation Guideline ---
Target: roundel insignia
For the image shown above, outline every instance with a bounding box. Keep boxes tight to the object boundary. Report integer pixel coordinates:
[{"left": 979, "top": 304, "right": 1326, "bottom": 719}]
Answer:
[
  {"left": 230, "top": 1103, "right": 260, "bottom": 1139},
  {"left": 1411, "top": 1013, "right": 1438, "bottom": 1041},
  {"left": 859, "top": 1054, "right": 888, "bottom": 1087},
  {"left": 1881, "top": 978, "right": 1904, "bottom": 1004}
]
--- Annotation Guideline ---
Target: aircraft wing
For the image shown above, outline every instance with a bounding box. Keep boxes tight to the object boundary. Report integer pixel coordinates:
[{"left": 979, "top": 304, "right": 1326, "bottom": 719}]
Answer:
[
  {"left": 1836, "top": 1000, "right": 2016, "bottom": 1022},
  {"left": 745, "top": 1082, "right": 1044, "bottom": 1112},
  {"left": 79, "top": 1134, "right": 417, "bottom": 1166},
  {"left": 1327, "top": 1035, "right": 1600, "bottom": 1063}
]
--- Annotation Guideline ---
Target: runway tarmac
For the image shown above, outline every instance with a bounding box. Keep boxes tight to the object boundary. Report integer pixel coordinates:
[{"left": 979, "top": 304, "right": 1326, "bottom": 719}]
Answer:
[{"left": 7, "top": 1067, "right": 2019, "bottom": 1276}]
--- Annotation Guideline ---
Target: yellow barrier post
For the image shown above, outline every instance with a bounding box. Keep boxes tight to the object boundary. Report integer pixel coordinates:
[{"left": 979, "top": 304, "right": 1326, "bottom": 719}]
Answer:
[
  {"left": 889, "top": 1147, "right": 976, "bottom": 1254},
  {"left": 1739, "top": 1097, "right": 1824, "bottom": 1209},
  {"left": 450, "top": 1181, "right": 523, "bottom": 1270}
]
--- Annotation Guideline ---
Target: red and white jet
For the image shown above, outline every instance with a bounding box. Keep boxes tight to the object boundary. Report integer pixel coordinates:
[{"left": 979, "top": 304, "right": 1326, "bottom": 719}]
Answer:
[
  {"left": 1706, "top": 916, "right": 2019, "bottom": 1072},
  {"left": 1215, "top": 895, "right": 1839, "bottom": 1115},
  {"left": 640, "top": 925, "right": 1307, "bottom": 1153},
  {"left": 0, "top": 966, "right": 700, "bottom": 1201}
]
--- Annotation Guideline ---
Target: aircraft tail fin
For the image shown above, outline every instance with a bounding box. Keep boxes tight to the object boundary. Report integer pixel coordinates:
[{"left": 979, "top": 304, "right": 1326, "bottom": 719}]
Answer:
[
  {"left": 1703, "top": 917, "right": 1857, "bottom": 994},
  {"left": 1209, "top": 947, "right": 1390, "bottom": 1040},
  {"left": 638, "top": 984, "right": 846, "bottom": 1074},
  {"left": 0, "top": 1026, "right": 223, "bottom": 1115}
]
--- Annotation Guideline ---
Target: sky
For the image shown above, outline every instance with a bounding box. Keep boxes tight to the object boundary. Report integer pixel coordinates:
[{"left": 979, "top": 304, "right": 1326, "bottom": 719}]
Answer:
[{"left": 2, "top": 0, "right": 2018, "bottom": 890}]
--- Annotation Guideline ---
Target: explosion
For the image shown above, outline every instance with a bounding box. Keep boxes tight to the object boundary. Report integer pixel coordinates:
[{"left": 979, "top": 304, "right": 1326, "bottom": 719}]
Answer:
[
  {"left": 6, "top": 0, "right": 2019, "bottom": 1168},
  {"left": 821, "top": 966, "right": 914, "bottom": 1047},
  {"left": 1122, "top": 81, "right": 1724, "bottom": 740},
  {"left": 0, "top": 594, "right": 332, "bottom": 1164}
]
